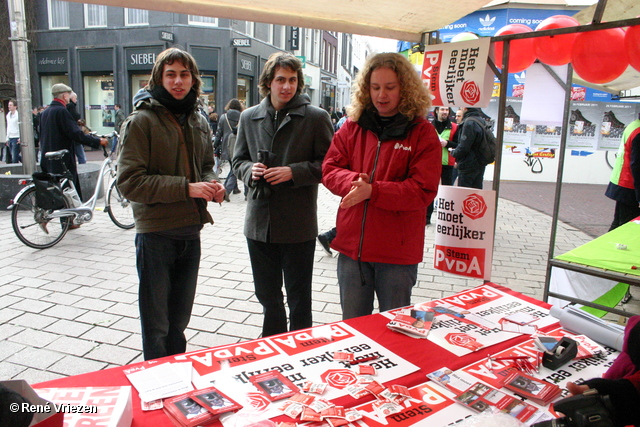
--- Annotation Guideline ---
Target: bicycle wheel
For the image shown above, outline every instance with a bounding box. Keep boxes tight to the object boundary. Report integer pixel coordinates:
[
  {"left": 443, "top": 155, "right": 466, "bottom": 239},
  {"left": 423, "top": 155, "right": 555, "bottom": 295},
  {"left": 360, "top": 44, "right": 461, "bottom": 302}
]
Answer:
[
  {"left": 106, "top": 180, "right": 135, "bottom": 229},
  {"left": 11, "top": 186, "right": 71, "bottom": 249}
]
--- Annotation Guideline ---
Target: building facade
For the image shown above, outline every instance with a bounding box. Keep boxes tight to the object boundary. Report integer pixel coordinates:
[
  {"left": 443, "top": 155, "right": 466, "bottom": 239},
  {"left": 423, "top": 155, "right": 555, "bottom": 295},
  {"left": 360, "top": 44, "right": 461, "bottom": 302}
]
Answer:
[{"left": 28, "top": 1, "right": 355, "bottom": 136}]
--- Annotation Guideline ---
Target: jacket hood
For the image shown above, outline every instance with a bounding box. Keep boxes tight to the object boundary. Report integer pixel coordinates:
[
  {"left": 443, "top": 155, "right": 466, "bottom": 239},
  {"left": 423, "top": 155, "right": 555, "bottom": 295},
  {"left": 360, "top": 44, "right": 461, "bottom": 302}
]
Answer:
[
  {"left": 133, "top": 88, "right": 152, "bottom": 106},
  {"left": 225, "top": 109, "right": 241, "bottom": 122}
]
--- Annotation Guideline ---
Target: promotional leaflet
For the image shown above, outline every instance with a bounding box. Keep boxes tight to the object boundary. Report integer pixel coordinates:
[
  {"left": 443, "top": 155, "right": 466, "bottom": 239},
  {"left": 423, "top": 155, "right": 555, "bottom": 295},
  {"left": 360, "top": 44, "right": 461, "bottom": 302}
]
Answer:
[
  {"left": 176, "top": 322, "right": 420, "bottom": 416},
  {"left": 383, "top": 284, "right": 557, "bottom": 356}
]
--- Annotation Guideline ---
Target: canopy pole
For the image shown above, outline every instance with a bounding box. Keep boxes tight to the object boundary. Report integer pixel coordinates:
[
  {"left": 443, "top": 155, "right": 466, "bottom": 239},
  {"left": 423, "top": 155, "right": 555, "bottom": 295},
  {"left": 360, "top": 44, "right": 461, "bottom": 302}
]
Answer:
[{"left": 542, "top": 64, "right": 574, "bottom": 303}]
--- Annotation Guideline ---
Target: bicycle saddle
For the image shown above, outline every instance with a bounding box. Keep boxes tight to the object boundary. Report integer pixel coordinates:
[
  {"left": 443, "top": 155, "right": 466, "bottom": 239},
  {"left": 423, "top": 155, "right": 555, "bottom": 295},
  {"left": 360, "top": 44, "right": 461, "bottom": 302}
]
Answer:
[{"left": 44, "top": 149, "right": 69, "bottom": 160}]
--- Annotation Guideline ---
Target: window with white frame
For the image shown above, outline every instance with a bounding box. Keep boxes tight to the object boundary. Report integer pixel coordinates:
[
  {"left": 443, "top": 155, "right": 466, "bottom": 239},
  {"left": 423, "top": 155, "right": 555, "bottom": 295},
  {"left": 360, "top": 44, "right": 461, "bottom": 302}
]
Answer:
[
  {"left": 84, "top": 4, "right": 107, "bottom": 28},
  {"left": 125, "top": 8, "right": 149, "bottom": 26},
  {"left": 48, "top": 0, "right": 69, "bottom": 29},
  {"left": 274, "top": 25, "right": 286, "bottom": 49},
  {"left": 313, "top": 30, "right": 321, "bottom": 64},
  {"left": 188, "top": 15, "right": 218, "bottom": 27}
]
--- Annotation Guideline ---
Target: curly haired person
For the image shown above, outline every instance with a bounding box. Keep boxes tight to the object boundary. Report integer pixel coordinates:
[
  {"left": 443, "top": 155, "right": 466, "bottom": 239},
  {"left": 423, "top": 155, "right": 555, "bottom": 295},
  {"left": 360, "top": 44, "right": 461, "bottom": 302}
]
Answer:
[{"left": 322, "top": 52, "right": 441, "bottom": 319}]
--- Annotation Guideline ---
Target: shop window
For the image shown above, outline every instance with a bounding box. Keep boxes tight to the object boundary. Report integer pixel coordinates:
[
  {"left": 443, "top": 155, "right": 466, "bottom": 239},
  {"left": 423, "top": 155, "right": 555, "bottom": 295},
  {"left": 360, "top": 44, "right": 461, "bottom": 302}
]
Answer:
[
  {"left": 237, "top": 77, "right": 252, "bottom": 109},
  {"left": 188, "top": 16, "right": 218, "bottom": 27},
  {"left": 125, "top": 8, "right": 149, "bottom": 26},
  {"left": 83, "top": 75, "right": 115, "bottom": 135},
  {"left": 48, "top": 0, "right": 69, "bottom": 29},
  {"left": 40, "top": 75, "right": 70, "bottom": 106},
  {"left": 84, "top": 4, "right": 107, "bottom": 28},
  {"left": 200, "top": 75, "right": 217, "bottom": 113}
]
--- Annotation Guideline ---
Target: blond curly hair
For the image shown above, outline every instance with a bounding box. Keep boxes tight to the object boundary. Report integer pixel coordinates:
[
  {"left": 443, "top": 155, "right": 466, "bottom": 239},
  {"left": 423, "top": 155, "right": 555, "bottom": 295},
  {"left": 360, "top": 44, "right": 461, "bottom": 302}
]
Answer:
[{"left": 348, "top": 53, "right": 431, "bottom": 122}]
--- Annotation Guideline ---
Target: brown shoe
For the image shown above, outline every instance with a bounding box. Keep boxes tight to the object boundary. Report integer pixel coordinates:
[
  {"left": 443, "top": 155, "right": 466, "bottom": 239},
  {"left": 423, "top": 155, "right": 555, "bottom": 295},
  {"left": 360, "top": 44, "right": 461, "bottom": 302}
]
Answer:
[{"left": 69, "top": 224, "right": 81, "bottom": 230}]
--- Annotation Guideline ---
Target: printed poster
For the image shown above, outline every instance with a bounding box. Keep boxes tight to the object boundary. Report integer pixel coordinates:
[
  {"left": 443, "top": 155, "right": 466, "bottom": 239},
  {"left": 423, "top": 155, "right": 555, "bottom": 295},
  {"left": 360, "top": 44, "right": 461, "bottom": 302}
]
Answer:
[
  {"left": 174, "top": 322, "right": 419, "bottom": 415},
  {"left": 433, "top": 186, "right": 496, "bottom": 280},
  {"left": 422, "top": 38, "right": 494, "bottom": 108}
]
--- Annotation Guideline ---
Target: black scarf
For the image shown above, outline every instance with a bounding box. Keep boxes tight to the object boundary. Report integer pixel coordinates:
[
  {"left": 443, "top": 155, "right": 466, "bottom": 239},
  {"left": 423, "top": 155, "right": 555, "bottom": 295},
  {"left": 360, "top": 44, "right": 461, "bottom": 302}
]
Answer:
[
  {"left": 149, "top": 85, "right": 198, "bottom": 118},
  {"left": 358, "top": 108, "right": 413, "bottom": 142}
]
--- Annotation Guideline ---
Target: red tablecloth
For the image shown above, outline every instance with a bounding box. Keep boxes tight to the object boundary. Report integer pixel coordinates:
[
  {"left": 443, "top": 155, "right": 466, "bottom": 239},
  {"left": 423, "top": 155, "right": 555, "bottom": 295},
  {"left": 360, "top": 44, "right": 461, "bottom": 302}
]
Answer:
[{"left": 35, "top": 283, "right": 554, "bottom": 426}]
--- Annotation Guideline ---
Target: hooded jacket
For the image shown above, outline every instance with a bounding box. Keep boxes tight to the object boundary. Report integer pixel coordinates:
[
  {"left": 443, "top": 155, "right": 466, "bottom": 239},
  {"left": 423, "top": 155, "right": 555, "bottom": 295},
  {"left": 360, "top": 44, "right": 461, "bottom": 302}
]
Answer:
[
  {"left": 322, "top": 110, "right": 441, "bottom": 265},
  {"left": 116, "top": 89, "right": 216, "bottom": 233},
  {"left": 232, "top": 93, "right": 333, "bottom": 243},
  {"left": 451, "top": 108, "right": 485, "bottom": 171}
]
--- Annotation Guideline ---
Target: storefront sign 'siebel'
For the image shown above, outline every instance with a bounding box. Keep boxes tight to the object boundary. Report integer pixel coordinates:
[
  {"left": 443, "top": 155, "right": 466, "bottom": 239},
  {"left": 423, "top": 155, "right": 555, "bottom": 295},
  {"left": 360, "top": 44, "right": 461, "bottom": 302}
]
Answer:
[
  {"left": 433, "top": 186, "right": 496, "bottom": 280},
  {"left": 422, "top": 38, "right": 494, "bottom": 108}
]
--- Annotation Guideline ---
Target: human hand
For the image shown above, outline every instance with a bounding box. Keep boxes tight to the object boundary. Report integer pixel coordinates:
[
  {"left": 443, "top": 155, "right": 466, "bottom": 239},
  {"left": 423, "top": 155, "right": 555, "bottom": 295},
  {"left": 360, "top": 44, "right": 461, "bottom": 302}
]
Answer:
[
  {"left": 567, "top": 382, "right": 589, "bottom": 396},
  {"left": 440, "top": 138, "right": 448, "bottom": 147},
  {"left": 189, "top": 181, "right": 224, "bottom": 202},
  {"left": 263, "top": 166, "right": 292, "bottom": 185},
  {"left": 340, "top": 173, "right": 371, "bottom": 209},
  {"left": 99, "top": 138, "right": 109, "bottom": 146},
  {"left": 252, "top": 162, "right": 267, "bottom": 181}
]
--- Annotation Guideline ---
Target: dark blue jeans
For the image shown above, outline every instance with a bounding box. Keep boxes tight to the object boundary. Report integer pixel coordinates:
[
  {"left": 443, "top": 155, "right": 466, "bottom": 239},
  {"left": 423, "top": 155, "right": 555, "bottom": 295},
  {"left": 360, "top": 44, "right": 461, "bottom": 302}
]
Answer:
[
  {"left": 247, "top": 238, "right": 315, "bottom": 337},
  {"left": 8, "top": 138, "right": 20, "bottom": 163},
  {"left": 136, "top": 233, "right": 201, "bottom": 360},
  {"left": 337, "top": 253, "right": 417, "bottom": 320},
  {"left": 457, "top": 166, "right": 486, "bottom": 189}
]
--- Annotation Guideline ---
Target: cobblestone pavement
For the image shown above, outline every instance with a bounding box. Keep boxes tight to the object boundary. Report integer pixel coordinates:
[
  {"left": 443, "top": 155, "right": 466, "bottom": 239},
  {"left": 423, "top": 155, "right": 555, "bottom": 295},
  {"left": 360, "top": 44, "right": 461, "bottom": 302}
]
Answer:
[{"left": 0, "top": 162, "right": 637, "bottom": 385}]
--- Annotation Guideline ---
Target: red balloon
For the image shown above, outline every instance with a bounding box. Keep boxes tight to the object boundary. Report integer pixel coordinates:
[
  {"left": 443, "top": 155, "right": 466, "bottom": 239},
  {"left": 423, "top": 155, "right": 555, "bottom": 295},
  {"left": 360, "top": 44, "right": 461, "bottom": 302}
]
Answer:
[
  {"left": 493, "top": 24, "right": 537, "bottom": 73},
  {"left": 571, "top": 28, "right": 628, "bottom": 84},
  {"left": 626, "top": 25, "right": 640, "bottom": 72},
  {"left": 534, "top": 15, "right": 579, "bottom": 65}
]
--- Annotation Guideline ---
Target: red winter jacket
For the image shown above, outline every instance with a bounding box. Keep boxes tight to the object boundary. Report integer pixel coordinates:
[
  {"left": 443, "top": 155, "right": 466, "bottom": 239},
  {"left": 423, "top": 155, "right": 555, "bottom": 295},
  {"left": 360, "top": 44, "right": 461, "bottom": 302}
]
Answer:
[{"left": 322, "top": 113, "right": 441, "bottom": 265}]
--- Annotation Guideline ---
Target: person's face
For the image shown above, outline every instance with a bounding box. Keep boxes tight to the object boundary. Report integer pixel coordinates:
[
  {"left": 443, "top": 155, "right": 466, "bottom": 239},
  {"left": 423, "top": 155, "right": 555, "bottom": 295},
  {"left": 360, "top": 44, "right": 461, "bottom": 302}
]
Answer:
[
  {"left": 455, "top": 110, "right": 463, "bottom": 124},
  {"left": 370, "top": 67, "right": 401, "bottom": 117},
  {"left": 438, "top": 107, "right": 450, "bottom": 122},
  {"left": 162, "top": 60, "right": 193, "bottom": 101},
  {"left": 60, "top": 92, "right": 71, "bottom": 104},
  {"left": 268, "top": 66, "right": 298, "bottom": 111},
  {"left": 8, "top": 101, "right": 16, "bottom": 111}
]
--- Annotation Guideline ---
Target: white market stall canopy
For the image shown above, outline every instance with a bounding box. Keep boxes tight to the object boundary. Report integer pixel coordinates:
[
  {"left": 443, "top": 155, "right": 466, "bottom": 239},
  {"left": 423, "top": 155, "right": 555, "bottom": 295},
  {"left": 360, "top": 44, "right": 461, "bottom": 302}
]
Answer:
[{"left": 68, "top": 0, "right": 497, "bottom": 42}]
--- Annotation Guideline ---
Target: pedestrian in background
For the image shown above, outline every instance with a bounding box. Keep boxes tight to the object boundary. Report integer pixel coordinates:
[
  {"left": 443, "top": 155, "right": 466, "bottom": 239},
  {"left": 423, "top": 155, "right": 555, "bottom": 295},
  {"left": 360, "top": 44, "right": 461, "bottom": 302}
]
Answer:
[
  {"left": 451, "top": 107, "right": 487, "bottom": 189},
  {"left": 40, "top": 84, "right": 108, "bottom": 203},
  {"left": 605, "top": 114, "right": 640, "bottom": 230},
  {"left": 322, "top": 52, "right": 441, "bottom": 320},
  {"left": 214, "top": 98, "right": 243, "bottom": 200},
  {"left": 66, "top": 92, "right": 87, "bottom": 164},
  {"left": 5, "top": 99, "right": 20, "bottom": 163}
]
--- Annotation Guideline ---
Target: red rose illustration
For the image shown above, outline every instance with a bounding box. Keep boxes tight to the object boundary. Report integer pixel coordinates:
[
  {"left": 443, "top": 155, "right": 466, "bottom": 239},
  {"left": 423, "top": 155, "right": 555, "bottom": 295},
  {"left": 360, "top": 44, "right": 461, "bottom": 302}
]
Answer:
[
  {"left": 445, "top": 333, "right": 483, "bottom": 350},
  {"left": 320, "top": 369, "right": 358, "bottom": 389},
  {"left": 246, "top": 392, "right": 271, "bottom": 410},
  {"left": 460, "top": 80, "right": 481, "bottom": 105},
  {"left": 462, "top": 194, "right": 487, "bottom": 220}
]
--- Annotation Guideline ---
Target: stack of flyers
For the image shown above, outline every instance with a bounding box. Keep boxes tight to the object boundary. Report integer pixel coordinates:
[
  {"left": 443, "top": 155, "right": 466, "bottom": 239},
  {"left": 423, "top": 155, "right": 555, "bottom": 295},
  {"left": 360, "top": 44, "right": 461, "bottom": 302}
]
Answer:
[
  {"left": 387, "top": 308, "right": 435, "bottom": 338},
  {"left": 454, "top": 382, "right": 547, "bottom": 424},
  {"left": 502, "top": 371, "right": 562, "bottom": 405},
  {"left": 163, "top": 387, "right": 241, "bottom": 427}
]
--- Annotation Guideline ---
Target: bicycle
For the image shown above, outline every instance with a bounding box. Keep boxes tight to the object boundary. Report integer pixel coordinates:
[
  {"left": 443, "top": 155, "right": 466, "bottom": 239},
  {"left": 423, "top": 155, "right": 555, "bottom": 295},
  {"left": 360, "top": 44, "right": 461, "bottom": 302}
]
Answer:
[{"left": 8, "top": 132, "right": 134, "bottom": 249}]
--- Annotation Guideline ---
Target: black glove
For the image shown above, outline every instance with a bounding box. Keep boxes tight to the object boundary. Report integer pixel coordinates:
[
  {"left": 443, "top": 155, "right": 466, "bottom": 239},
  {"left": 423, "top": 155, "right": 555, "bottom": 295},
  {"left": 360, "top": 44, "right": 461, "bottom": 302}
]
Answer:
[{"left": 252, "top": 150, "right": 278, "bottom": 200}]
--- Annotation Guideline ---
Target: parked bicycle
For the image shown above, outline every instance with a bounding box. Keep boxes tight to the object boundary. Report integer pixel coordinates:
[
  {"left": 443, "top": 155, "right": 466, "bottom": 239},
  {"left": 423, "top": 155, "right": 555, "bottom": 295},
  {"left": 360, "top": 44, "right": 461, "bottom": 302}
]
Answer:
[{"left": 8, "top": 132, "right": 134, "bottom": 249}]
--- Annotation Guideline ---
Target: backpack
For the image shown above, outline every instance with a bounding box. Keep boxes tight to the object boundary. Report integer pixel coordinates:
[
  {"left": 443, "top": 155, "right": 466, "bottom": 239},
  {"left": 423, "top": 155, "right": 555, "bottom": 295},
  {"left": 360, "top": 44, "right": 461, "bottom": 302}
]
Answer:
[
  {"left": 222, "top": 115, "right": 238, "bottom": 161},
  {"left": 466, "top": 116, "right": 497, "bottom": 166}
]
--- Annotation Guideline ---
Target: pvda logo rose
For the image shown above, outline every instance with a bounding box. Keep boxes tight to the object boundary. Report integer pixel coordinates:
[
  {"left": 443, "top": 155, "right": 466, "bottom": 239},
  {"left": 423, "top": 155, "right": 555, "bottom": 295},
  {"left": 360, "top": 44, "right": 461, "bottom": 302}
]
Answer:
[
  {"left": 460, "top": 80, "right": 481, "bottom": 105},
  {"left": 320, "top": 369, "right": 358, "bottom": 389},
  {"left": 462, "top": 194, "right": 487, "bottom": 220}
]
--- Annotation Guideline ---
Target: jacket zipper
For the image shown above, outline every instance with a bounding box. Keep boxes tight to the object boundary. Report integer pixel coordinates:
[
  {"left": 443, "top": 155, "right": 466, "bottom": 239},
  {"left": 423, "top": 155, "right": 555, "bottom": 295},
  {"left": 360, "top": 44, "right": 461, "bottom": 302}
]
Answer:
[{"left": 357, "top": 139, "right": 382, "bottom": 262}]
